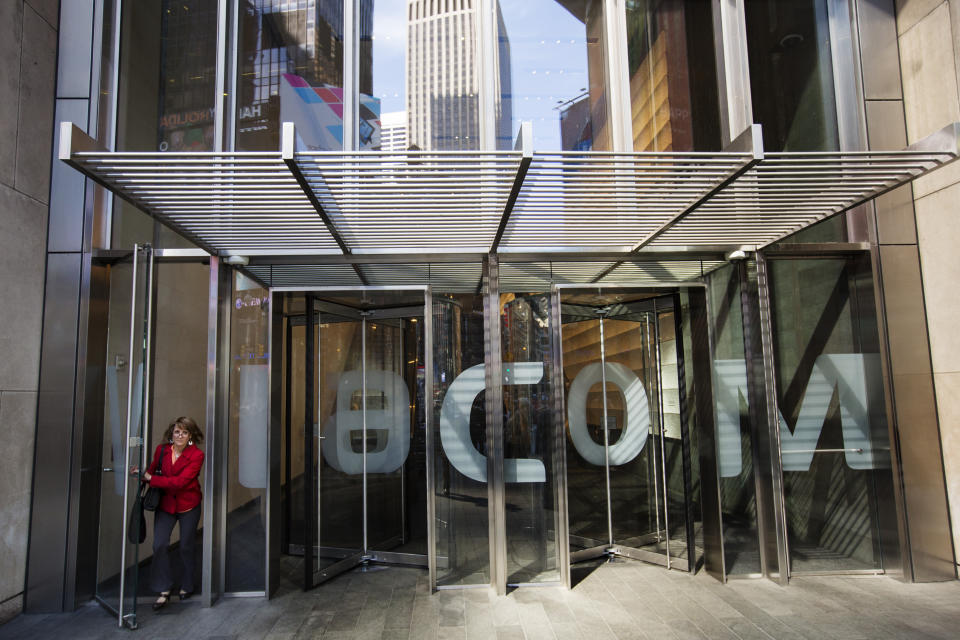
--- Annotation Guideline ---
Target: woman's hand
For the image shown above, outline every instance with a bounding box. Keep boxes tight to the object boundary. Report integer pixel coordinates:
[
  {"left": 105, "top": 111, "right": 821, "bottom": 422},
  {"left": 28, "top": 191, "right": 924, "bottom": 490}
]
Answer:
[{"left": 129, "top": 466, "right": 152, "bottom": 481}]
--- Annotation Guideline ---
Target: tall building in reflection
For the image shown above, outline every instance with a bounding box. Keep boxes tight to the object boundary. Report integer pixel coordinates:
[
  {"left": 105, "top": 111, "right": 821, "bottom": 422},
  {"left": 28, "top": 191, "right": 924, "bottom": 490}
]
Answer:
[
  {"left": 407, "top": 0, "right": 511, "bottom": 150},
  {"left": 237, "top": 0, "right": 374, "bottom": 150}
]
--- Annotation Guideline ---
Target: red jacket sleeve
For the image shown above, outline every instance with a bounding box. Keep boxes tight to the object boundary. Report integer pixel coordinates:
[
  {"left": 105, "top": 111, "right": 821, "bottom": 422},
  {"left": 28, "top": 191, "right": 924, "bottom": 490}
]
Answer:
[{"left": 149, "top": 448, "right": 204, "bottom": 491}]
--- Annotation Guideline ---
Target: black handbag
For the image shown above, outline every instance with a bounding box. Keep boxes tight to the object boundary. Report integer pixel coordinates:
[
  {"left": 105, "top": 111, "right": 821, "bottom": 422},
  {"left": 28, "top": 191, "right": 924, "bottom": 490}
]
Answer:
[
  {"left": 128, "top": 484, "right": 147, "bottom": 544},
  {"left": 142, "top": 445, "right": 166, "bottom": 512}
]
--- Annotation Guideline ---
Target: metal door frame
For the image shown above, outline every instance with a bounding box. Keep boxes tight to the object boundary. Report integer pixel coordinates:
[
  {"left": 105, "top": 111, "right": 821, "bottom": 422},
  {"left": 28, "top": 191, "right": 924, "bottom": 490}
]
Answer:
[{"left": 270, "top": 285, "right": 435, "bottom": 590}]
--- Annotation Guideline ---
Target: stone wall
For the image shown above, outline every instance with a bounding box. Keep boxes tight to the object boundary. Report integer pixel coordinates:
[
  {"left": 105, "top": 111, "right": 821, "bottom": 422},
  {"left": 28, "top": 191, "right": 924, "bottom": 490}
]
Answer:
[
  {"left": 897, "top": 0, "right": 960, "bottom": 569},
  {"left": 0, "top": 0, "right": 58, "bottom": 625}
]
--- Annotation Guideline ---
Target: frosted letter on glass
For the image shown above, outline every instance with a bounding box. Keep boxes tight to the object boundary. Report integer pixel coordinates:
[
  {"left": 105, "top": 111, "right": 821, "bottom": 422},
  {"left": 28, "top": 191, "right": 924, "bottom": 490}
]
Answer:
[
  {"left": 238, "top": 364, "right": 269, "bottom": 488},
  {"left": 321, "top": 369, "right": 411, "bottom": 475},
  {"left": 713, "top": 354, "right": 888, "bottom": 476},
  {"left": 438, "top": 363, "right": 546, "bottom": 483},
  {"left": 567, "top": 362, "right": 649, "bottom": 466}
]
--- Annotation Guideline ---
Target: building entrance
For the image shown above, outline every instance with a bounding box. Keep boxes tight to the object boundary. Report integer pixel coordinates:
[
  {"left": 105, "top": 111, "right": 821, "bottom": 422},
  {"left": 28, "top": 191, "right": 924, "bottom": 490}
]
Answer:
[
  {"left": 279, "top": 288, "right": 431, "bottom": 589},
  {"left": 558, "top": 290, "right": 697, "bottom": 572}
]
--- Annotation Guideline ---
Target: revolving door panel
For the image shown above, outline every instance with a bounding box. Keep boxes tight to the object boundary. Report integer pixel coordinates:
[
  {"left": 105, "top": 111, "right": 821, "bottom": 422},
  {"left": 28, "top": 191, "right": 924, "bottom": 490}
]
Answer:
[
  {"left": 291, "top": 290, "right": 429, "bottom": 588},
  {"left": 561, "top": 293, "right": 691, "bottom": 571}
]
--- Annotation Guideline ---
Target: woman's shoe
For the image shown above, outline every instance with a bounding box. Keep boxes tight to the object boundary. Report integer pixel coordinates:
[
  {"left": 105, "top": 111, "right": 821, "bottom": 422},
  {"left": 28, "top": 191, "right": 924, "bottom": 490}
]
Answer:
[
  {"left": 178, "top": 589, "right": 193, "bottom": 600},
  {"left": 153, "top": 592, "right": 170, "bottom": 611}
]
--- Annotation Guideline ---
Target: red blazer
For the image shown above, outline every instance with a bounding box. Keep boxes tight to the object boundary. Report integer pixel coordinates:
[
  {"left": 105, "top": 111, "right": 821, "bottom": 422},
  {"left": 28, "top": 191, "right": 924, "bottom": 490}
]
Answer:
[{"left": 146, "top": 443, "right": 204, "bottom": 514}]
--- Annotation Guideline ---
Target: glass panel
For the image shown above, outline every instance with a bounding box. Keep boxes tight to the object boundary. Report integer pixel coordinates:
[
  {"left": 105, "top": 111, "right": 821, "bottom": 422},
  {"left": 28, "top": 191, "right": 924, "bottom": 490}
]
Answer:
[
  {"left": 113, "top": 1, "right": 219, "bottom": 247},
  {"left": 96, "top": 245, "right": 150, "bottom": 626},
  {"left": 656, "top": 309, "right": 691, "bottom": 565},
  {"left": 367, "top": 311, "right": 429, "bottom": 555},
  {"left": 626, "top": 0, "right": 721, "bottom": 151},
  {"left": 501, "top": 294, "right": 560, "bottom": 584},
  {"left": 225, "top": 273, "right": 269, "bottom": 592},
  {"left": 706, "top": 264, "right": 762, "bottom": 575},
  {"left": 433, "top": 292, "right": 489, "bottom": 586},
  {"left": 562, "top": 317, "right": 611, "bottom": 550},
  {"left": 236, "top": 0, "right": 344, "bottom": 151},
  {"left": 605, "top": 313, "right": 666, "bottom": 555},
  {"left": 314, "top": 303, "right": 364, "bottom": 573},
  {"left": 496, "top": 0, "right": 609, "bottom": 150},
  {"left": 769, "top": 257, "right": 893, "bottom": 573}
]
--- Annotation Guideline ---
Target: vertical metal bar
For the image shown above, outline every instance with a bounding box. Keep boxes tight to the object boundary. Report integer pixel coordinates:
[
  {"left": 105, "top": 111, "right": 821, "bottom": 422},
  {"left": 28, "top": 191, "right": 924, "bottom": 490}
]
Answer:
[
  {"left": 603, "top": 0, "right": 631, "bottom": 151},
  {"left": 304, "top": 294, "right": 316, "bottom": 589},
  {"left": 214, "top": 0, "right": 228, "bottom": 151},
  {"left": 400, "top": 318, "right": 406, "bottom": 544},
  {"left": 673, "top": 292, "right": 697, "bottom": 573},
  {"left": 598, "top": 314, "right": 613, "bottom": 547},
  {"left": 712, "top": 0, "right": 753, "bottom": 147},
  {"left": 550, "top": 286, "right": 571, "bottom": 588},
  {"left": 653, "top": 301, "right": 671, "bottom": 569},
  {"left": 283, "top": 317, "right": 293, "bottom": 553},
  {"left": 141, "top": 247, "right": 155, "bottom": 469},
  {"left": 738, "top": 260, "right": 774, "bottom": 579},
  {"left": 755, "top": 253, "right": 790, "bottom": 585},
  {"left": 227, "top": 0, "right": 240, "bottom": 152},
  {"left": 118, "top": 244, "right": 141, "bottom": 627},
  {"left": 217, "top": 265, "right": 232, "bottom": 597},
  {"left": 646, "top": 313, "right": 661, "bottom": 540},
  {"left": 484, "top": 255, "right": 506, "bottom": 594},
  {"left": 344, "top": 0, "right": 358, "bottom": 151},
  {"left": 424, "top": 287, "right": 437, "bottom": 591},
  {"left": 105, "top": 0, "right": 123, "bottom": 246},
  {"left": 202, "top": 257, "right": 220, "bottom": 607},
  {"left": 362, "top": 313, "right": 368, "bottom": 554},
  {"left": 267, "top": 286, "right": 282, "bottom": 597},
  {"left": 478, "top": 0, "right": 496, "bottom": 149}
]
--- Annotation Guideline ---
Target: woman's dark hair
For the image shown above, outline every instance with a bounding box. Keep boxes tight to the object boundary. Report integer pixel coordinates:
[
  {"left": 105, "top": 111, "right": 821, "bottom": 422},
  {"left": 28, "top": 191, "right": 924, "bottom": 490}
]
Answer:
[{"left": 162, "top": 416, "right": 204, "bottom": 444}]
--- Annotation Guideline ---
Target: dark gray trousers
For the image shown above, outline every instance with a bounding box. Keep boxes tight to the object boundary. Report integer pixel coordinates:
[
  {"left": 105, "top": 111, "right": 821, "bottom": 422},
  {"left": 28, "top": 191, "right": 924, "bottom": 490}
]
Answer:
[{"left": 150, "top": 506, "right": 201, "bottom": 593}]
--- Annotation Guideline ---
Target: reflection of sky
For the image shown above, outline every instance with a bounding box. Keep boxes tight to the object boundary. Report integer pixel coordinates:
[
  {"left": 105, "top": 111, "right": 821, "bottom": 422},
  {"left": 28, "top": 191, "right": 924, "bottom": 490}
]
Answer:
[
  {"left": 370, "top": 1, "right": 589, "bottom": 150},
  {"left": 499, "top": 1, "right": 589, "bottom": 150}
]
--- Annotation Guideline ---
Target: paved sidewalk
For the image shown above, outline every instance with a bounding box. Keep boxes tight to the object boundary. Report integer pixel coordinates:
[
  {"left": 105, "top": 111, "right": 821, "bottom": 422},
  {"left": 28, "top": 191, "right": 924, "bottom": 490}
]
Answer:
[{"left": 2, "top": 559, "right": 960, "bottom": 639}]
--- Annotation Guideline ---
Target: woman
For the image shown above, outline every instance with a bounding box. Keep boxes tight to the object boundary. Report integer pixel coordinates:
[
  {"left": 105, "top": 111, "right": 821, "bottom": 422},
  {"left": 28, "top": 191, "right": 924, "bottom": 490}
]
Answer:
[{"left": 134, "top": 416, "right": 205, "bottom": 611}]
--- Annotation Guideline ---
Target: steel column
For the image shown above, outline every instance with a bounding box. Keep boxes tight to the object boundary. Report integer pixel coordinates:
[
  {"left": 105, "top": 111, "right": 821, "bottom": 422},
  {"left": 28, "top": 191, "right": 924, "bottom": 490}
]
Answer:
[
  {"left": 484, "top": 255, "right": 507, "bottom": 594},
  {"left": 549, "top": 286, "right": 571, "bottom": 588}
]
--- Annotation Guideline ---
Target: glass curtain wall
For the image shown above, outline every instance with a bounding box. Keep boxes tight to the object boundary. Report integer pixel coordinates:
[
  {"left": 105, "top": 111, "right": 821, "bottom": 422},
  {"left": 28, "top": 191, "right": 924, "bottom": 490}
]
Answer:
[
  {"left": 626, "top": 0, "right": 721, "bottom": 151},
  {"left": 744, "top": 0, "right": 844, "bottom": 241},
  {"left": 226, "top": 272, "right": 271, "bottom": 592},
  {"left": 236, "top": 0, "right": 344, "bottom": 151},
  {"left": 113, "top": 0, "right": 218, "bottom": 248},
  {"left": 496, "top": 0, "right": 609, "bottom": 150},
  {"left": 433, "top": 293, "right": 490, "bottom": 586},
  {"left": 768, "top": 255, "right": 896, "bottom": 573}
]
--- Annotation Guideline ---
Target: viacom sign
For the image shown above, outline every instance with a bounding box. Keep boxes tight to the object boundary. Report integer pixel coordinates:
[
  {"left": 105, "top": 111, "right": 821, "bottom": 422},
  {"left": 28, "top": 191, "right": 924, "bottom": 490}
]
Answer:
[{"left": 233, "top": 353, "right": 888, "bottom": 488}]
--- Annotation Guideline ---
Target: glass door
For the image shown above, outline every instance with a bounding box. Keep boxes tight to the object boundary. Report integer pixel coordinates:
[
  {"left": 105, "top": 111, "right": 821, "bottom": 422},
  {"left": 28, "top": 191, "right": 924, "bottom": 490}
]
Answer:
[
  {"left": 95, "top": 244, "right": 153, "bottom": 629},
  {"left": 560, "top": 291, "right": 691, "bottom": 572},
  {"left": 299, "top": 290, "right": 429, "bottom": 588}
]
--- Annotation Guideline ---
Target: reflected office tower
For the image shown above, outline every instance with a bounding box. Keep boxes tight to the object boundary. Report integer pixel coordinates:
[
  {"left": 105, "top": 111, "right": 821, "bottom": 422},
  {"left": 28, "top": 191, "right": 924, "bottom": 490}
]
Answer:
[
  {"left": 407, "top": 0, "right": 511, "bottom": 150},
  {"left": 237, "top": 0, "right": 374, "bottom": 150},
  {"left": 380, "top": 111, "right": 409, "bottom": 151}
]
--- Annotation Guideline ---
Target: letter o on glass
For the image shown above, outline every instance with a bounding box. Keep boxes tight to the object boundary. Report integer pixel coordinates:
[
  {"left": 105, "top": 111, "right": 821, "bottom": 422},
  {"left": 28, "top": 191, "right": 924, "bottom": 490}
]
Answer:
[{"left": 567, "top": 362, "right": 649, "bottom": 466}]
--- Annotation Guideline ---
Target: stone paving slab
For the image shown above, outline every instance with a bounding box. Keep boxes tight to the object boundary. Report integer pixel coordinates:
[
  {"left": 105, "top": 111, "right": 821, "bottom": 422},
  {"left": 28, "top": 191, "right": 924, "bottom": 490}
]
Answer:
[{"left": 2, "top": 560, "right": 960, "bottom": 639}]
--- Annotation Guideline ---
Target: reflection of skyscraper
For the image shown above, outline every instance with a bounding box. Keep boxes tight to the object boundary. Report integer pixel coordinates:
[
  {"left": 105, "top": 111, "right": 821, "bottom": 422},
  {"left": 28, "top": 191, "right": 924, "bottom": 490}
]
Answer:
[
  {"left": 237, "top": 0, "right": 374, "bottom": 150},
  {"left": 407, "top": 0, "right": 511, "bottom": 150},
  {"left": 380, "top": 111, "right": 409, "bottom": 151}
]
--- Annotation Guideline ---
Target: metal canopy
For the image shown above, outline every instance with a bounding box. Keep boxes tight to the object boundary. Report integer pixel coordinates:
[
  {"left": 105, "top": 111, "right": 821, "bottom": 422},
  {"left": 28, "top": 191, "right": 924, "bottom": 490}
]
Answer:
[{"left": 60, "top": 121, "right": 959, "bottom": 263}]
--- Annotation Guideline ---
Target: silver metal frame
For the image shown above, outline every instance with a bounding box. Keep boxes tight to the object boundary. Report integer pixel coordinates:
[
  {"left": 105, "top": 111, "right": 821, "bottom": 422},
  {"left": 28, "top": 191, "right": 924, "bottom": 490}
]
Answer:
[
  {"left": 483, "top": 256, "right": 507, "bottom": 595},
  {"left": 271, "top": 285, "right": 436, "bottom": 590}
]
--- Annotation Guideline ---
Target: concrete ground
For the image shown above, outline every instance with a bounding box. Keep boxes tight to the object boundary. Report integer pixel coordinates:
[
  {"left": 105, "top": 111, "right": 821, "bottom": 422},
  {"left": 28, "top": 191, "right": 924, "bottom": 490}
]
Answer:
[{"left": 2, "top": 559, "right": 960, "bottom": 639}]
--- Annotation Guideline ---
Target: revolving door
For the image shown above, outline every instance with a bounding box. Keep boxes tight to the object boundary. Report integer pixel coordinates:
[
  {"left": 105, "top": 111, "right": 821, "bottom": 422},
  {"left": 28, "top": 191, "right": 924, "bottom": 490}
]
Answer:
[
  {"left": 280, "top": 288, "right": 431, "bottom": 589},
  {"left": 558, "top": 290, "right": 697, "bottom": 572}
]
